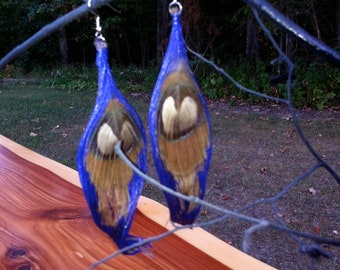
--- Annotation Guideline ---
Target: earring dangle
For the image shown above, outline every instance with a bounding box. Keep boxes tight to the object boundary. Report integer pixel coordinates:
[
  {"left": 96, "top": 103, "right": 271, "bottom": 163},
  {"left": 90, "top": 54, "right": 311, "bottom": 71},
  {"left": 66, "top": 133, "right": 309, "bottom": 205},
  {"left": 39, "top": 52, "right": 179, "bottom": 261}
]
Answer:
[
  {"left": 77, "top": 14, "right": 149, "bottom": 255},
  {"left": 149, "top": 1, "right": 212, "bottom": 225}
]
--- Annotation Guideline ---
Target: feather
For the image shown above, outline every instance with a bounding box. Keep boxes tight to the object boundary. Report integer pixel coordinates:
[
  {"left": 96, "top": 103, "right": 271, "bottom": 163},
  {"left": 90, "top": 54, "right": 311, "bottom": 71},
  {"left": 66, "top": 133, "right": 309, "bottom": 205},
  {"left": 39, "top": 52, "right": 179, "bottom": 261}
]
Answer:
[
  {"left": 149, "top": 10, "right": 212, "bottom": 225},
  {"left": 77, "top": 38, "right": 148, "bottom": 255}
]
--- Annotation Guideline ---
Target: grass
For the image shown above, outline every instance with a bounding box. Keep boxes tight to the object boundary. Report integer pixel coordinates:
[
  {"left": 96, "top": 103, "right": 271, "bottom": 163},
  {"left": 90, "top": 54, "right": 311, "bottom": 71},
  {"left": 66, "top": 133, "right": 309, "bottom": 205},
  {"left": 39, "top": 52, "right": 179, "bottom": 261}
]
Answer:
[
  {"left": 0, "top": 78, "right": 95, "bottom": 167},
  {"left": 0, "top": 70, "right": 339, "bottom": 270},
  {"left": 203, "top": 107, "right": 340, "bottom": 269}
]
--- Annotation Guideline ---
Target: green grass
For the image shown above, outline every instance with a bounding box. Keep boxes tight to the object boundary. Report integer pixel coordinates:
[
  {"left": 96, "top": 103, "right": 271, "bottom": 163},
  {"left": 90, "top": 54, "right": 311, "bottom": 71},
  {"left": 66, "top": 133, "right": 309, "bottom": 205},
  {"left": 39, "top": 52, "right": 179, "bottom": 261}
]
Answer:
[
  {"left": 0, "top": 70, "right": 339, "bottom": 270},
  {"left": 0, "top": 79, "right": 96, "bottom": 167}
]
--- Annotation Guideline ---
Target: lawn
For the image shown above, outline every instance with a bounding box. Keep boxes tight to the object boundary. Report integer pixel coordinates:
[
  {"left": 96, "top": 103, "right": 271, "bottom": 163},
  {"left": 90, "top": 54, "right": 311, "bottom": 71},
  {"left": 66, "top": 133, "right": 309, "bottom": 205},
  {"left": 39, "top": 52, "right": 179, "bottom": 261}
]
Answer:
[{"left": 0, "top": 74, "right": 339, "bottom": 270}]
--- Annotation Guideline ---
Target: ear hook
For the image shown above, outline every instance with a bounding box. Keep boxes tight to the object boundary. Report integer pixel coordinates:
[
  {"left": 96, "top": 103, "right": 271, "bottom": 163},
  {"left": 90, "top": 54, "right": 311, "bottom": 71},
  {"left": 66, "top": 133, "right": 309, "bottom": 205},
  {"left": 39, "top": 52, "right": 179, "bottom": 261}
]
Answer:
[
  {"left": 95, "top": 16, "right": 106, "bottom": 41},
  {"left": 88, "top": 0, "right": 105, "bottom": 40},
  {"left": 169, "top": 0, "right": 182, "bottom": 15}
]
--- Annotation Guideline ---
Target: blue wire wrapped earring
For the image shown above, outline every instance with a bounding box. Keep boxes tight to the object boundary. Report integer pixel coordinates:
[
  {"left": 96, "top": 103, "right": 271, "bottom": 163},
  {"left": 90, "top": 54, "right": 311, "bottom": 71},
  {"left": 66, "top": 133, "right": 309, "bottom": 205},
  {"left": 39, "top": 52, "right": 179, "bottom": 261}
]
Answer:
[
  {"left": 77, "top": 16, "right": 148, "bottom": 255},
  {"left": 149, "top": 1, "right": 212, "bottom": 225}
]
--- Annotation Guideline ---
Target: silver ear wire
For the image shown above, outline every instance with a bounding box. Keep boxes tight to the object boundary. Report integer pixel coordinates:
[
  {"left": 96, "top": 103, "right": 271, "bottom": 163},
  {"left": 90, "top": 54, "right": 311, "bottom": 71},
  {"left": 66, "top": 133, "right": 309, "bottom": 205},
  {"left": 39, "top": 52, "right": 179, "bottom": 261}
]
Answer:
[
  {"left": 88, "top": 0, "right": 105, "bottom": 40},
  {"left": 169, "top": 0, "right": 182, "bottom": 15},
  {"left": 95, "top": 16, "right": 105, "bottom": 40}
]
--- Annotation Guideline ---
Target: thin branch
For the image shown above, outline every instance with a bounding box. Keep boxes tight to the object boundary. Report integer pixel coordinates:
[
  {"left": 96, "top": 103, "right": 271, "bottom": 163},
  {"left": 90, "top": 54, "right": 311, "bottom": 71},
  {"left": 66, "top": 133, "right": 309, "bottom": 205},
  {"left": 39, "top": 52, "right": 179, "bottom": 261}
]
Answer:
[
  {"left": 237, "top": 162, "right": 322, "bottom": 214},
  {"left": 187, "top": 46, "right": 289, "bottom": 104},
  {"left": 0, "top": 0, "right": 113, "bottom": 69},
  {"left": 114, "top": 142, "right": 340, "bottom": 247},
  {"left": 243, "top": 221, "right": 270, "bottom": 253},
  {"left": 89, "top": 213, "right": 244, "bottom": 269},
  {"left": 114, "top": 142, "right": 263, "bottom": 226},
  {"left": 252, "top": 8, "right": 340, "bottom": 185},
  {"left": 89, "top": 227, "right": 180, "bottom": 269},
  {"left": 242, "top": 0, "right": 340, "bottom": 65}
]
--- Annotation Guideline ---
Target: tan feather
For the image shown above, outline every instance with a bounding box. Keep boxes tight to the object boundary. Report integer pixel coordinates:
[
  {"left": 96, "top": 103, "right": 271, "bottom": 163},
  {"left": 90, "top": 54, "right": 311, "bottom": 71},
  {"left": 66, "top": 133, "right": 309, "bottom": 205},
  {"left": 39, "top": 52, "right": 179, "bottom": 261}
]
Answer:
[
  {"left": 86, "top": 100, "right": 143, "bottom": 226},
  {"left": 157, "top": 60, "right": 210, "bottom": 212}
]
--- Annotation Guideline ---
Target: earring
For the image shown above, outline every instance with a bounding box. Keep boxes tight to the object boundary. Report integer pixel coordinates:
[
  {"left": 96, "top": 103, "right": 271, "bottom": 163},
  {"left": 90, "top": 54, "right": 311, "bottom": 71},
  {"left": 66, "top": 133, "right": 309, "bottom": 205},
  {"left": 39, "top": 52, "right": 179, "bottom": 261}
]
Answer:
[
  {"left": 77, "top": 14, "right": 149, "bottom": 255},
  {"left": 149, "top": 1, "right": 212, "bottom": 225}
]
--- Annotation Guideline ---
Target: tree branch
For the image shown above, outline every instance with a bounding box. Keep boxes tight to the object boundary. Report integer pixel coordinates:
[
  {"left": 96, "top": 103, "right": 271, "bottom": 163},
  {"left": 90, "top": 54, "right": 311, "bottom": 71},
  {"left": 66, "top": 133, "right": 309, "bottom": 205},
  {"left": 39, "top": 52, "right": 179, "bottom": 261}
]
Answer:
[
  {"left": 0, "top": 0, "right": 113, "bottom": 69},
  {"left": 242, "top": 0, "right": 340, "bottom": 65}
]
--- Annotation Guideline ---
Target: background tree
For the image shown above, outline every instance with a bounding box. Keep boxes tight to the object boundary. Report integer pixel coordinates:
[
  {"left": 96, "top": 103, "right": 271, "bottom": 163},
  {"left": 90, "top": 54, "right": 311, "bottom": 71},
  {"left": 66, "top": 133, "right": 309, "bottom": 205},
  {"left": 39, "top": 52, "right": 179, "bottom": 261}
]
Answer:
[
  {"left": 1, "top": 0, "right": 339, "bottom": 68},
  {"left": 156, "top": 0, "right": 169, "bottom": 64},
  {"left": 337, "top": 0, "right": 340, "bottom": 47}
]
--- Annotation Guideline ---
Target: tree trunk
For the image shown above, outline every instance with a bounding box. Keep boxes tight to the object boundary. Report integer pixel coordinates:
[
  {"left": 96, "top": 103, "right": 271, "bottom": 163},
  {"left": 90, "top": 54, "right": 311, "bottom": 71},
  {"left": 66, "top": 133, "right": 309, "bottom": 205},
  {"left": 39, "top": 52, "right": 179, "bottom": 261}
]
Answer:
[
  {"left": 279, "top": 1, "right": 295, "bottom": 61},
  {"left": 113, "top": 32, "right": 123, "bottom": 65},
  {"left": 336, "top": 0, "right": 340, "bottom": 46},
  {"left": 157, "top": 0, "right": 169, "bottom": 64},
  {"left": 310, "top": 0, "right": 321, "bottom": 40},
  {"left": 58, "top": 27, "right": 68, "bottom": 66},
  {"left": 246, "top": 13, "right": 259, "bottom": 64}
]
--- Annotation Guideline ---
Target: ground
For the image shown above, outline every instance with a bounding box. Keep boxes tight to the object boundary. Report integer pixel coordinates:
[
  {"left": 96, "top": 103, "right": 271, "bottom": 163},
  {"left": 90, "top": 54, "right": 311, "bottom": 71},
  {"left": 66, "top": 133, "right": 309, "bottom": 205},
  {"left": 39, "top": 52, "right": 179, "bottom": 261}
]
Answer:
[
  {"left": 133, "top": 95, "right": 340, "bottom": 270},
  {"left": 0, "top": 80, "right": 339, "bottom": 269}
]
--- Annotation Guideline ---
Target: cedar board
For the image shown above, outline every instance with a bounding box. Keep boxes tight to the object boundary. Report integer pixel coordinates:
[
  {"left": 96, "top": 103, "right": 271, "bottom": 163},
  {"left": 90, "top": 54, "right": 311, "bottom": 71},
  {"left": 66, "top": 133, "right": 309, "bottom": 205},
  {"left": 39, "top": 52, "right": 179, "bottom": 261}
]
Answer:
[{"left": 0, "top": 135, "right": 276, "bottom": 269}]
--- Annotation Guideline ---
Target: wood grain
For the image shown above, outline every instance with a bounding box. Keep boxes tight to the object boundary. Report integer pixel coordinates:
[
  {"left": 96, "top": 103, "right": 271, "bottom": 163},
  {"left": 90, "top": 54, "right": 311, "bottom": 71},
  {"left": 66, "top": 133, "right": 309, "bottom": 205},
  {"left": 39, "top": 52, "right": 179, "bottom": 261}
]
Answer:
[{"left": 0, "top": 135, "right": 276, "bottom": 270}]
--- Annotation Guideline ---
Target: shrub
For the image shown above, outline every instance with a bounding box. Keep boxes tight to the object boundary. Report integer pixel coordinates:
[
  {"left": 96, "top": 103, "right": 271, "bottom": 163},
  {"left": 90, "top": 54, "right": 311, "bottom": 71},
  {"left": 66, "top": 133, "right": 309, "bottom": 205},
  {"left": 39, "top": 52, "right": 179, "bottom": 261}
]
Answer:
[{"left": 292, "top": 62, "right": 339, "bottom": 110}]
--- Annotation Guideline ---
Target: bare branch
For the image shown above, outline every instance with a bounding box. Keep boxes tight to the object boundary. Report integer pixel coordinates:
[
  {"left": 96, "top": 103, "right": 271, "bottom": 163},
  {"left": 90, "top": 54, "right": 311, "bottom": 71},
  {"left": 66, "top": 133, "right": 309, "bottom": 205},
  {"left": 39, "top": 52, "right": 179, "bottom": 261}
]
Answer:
[
  {"left": 242, "top": 0, "right": 340, "bottom": 64},
  {"left": 0, "top": 0, "right": 113, "bottom": 69}
]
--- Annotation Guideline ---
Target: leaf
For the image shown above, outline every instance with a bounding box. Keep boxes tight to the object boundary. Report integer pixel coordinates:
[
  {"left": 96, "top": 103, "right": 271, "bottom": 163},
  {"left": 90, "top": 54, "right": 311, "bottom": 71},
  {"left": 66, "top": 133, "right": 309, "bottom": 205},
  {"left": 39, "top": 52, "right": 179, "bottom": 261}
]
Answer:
[
  {"left": 279, "top": 147, "right": 286, "bottom": 153},
  {"left": 225, "top": 239, "right": 233, "bottom": 245},
  {"left": 281, "top": 115, "right": 291, "bottom": 121},
  {"left": 29, "top": 132, "right": 38, "bottom": 137},
  {"left": 32, "top": 117, "right": 40, "bottom": 123},
  {"left": 309, "top": 188, "right": 317, "bottom": 196},
  {"left": 200, "top": 209, "right": 208, "bottom": 216},
  {"left": 221, "top": 194, "right": 232, "bottom": 201},
  {"left": 51, "top": 125, "right": 60, "bottom": 131},
  {"left": 260, "top": 167, "right": 267, "bottom": 174}
]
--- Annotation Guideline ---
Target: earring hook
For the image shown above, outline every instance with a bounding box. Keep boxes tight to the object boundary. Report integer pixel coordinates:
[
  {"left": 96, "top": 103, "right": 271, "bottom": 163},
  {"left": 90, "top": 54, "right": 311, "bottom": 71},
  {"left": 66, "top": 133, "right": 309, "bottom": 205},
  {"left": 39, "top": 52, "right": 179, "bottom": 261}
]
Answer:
[
  {"left": 95, "top": 16, "right": 105, "bottom": 41},
  {"left": 87, "top": 0, "right": 105, "bottom": 40},
  {"left": 169, "top": 0, "right": 182, "bottom": 15}
]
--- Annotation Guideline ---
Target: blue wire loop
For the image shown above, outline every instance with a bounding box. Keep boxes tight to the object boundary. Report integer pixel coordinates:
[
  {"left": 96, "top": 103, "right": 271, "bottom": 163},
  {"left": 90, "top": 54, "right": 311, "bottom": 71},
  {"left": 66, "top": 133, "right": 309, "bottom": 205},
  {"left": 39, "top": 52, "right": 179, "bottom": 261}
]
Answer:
[{"left": 169, "top": 0, "right": 182, "bottom": 15}]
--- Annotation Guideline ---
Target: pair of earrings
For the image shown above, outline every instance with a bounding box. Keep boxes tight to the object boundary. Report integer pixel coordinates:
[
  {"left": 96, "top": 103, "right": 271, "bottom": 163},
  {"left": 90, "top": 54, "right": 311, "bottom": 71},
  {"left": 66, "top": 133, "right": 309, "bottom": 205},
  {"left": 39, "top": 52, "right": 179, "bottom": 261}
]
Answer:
[{"left": 77, "top": 1, "right": 211, "bottom": 255}]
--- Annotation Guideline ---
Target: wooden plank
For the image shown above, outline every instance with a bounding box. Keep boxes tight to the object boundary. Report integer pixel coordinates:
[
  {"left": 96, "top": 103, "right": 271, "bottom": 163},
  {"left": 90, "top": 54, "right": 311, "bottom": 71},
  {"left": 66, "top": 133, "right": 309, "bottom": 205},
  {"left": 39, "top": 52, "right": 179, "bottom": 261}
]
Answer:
[{"left": 0, "top": 135, "right": 276, "bottom": 269}]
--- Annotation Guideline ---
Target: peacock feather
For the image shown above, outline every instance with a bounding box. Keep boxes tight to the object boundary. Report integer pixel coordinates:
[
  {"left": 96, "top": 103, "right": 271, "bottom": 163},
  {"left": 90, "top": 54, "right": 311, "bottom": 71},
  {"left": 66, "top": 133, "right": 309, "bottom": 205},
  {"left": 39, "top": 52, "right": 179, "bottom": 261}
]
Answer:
[
  {"left": 77, "top": 38, "right": 148, "bottom": 254},
  {"left": 149, "top": 5, "right": 212, "bottom": 225}
]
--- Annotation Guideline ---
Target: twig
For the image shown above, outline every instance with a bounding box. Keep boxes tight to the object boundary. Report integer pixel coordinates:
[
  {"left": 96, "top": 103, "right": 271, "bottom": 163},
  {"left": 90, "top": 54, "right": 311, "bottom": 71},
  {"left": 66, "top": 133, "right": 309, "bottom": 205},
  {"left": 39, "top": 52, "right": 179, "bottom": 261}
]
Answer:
[
  {"left": 187, "top": 46, "right": 288, "bottom": 105},
  {"left": 114, "top": 142, "right": 340, "bottom": 248},
  {"left": 243, "top": 221, "right": 270, "bottom": 253},
  {"left": 0, "top": 0, "right": 113, "bottom": 69},
  {"left": 242, "top": 0, "right": 340, "bottom": 65},
  {"left": 114, "top": 142, "right": 263, "bottom": 226}
]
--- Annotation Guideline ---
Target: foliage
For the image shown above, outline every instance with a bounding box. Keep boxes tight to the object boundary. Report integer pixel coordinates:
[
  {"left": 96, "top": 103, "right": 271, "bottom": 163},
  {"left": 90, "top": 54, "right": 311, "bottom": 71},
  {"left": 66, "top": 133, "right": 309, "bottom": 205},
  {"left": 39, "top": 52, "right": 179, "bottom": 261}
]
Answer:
[
  {"left": 200, "top": 71, "right": 226, "bottom": 100},
  {"left": 196, "top": 58, "right": 272, "bottom": 102},
  {"left": 228, "top": 59, "right": 272, "bottom": 102},
  {"left": 195, "top": 57, "right": 339, "bottom": 110},
  {"left": 1, "top": 0, "right": 339, "bottom": 109},
  {"left": 292, "top": 61, "right": 340, "bottom": 110},
  {"left": 44, "top": 66, "right": 98, "bottom": 92},
  {"left": 1, "top": 0, "right": 336, "bottom": 68},
  {"left": 2, "top": 56, "right": 338, "bottom": 110},
  {"left": 112, "top": 63, "right": 159, "bottom": 94}
]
